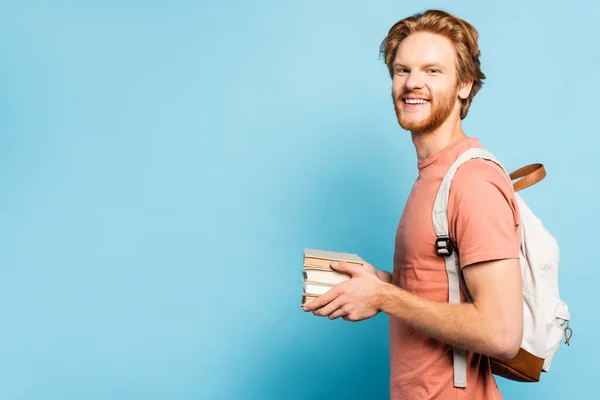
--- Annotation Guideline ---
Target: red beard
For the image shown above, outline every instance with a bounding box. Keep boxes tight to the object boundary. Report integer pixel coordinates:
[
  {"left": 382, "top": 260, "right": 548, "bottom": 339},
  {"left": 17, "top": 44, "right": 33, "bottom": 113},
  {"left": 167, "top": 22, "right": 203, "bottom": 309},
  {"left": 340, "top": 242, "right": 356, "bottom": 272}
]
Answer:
[{"left": 393, "top": 86, "right": 458, "bottom": 134}]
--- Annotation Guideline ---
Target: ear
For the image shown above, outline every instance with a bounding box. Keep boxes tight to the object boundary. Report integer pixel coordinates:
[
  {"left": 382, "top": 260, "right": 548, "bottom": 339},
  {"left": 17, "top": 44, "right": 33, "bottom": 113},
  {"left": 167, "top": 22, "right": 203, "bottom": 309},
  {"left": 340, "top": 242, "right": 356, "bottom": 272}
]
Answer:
[{"left": 458, "top": 80, "right": 473, "bottom": 100}]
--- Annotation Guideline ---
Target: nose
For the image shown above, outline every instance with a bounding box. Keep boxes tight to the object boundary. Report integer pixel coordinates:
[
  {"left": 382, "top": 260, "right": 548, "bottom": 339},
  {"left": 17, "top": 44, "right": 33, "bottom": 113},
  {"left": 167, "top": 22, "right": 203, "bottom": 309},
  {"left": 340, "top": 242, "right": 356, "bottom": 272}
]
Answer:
[{"left": 405, "top": 70, "right": 424, "bottom": 92}]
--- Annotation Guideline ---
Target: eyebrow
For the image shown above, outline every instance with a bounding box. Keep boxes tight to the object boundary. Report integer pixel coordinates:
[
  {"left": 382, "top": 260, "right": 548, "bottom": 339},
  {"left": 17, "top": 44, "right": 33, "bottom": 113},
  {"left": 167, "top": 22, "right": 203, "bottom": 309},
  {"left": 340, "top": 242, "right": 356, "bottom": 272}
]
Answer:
[
  {"left": 422, "top": 63, "right": 445, "bottom": 70},
  {"left": 392, "top": 62, "right": 445, "bottom": 70}
]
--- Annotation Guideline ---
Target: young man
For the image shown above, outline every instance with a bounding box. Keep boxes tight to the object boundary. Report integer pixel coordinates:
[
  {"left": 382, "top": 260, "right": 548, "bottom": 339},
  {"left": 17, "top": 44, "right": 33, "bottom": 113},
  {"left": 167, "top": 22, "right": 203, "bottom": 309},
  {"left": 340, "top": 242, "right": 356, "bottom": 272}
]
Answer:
[{"left": 303, "top": 9, "right": 523, "bottom": 400}]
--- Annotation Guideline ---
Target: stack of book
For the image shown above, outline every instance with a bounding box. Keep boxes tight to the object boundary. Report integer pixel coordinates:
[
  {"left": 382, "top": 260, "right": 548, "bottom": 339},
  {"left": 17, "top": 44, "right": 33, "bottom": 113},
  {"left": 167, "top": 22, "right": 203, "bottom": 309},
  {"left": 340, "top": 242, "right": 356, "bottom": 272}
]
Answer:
[{"left": 301, "top": 248, "right": 364, "bottom": 307}]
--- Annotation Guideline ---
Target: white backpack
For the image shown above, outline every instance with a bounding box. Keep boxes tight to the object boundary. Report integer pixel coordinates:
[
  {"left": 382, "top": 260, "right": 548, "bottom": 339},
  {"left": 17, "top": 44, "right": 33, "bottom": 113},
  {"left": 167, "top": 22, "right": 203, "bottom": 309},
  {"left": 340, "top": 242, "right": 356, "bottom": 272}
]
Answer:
[{"left": 432, "top": 147, "right": 572, "bottom": 388}]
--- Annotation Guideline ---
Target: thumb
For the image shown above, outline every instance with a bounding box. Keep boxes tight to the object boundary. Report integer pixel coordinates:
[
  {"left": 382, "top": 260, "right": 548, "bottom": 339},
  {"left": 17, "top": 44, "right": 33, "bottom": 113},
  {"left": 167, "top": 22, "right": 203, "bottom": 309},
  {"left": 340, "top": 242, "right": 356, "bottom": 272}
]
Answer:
[{"left": 330, "top": 261, "right": 363, "bottom": 276}]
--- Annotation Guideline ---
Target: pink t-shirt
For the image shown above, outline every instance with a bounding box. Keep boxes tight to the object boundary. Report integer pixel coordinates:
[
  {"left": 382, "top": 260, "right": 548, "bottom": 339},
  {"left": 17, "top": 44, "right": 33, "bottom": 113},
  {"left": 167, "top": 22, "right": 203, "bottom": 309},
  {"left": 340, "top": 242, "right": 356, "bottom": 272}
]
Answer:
[{"left": 389, "top": 136, "right": 521, "bottom": 399}]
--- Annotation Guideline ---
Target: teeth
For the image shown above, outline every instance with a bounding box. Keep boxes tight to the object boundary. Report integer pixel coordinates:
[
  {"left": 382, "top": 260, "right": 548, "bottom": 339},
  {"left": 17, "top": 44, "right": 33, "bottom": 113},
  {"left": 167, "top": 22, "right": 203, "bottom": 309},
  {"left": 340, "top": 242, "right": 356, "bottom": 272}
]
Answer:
[{"left": 405, "top": 99, "right": 428, "bottom": 104}]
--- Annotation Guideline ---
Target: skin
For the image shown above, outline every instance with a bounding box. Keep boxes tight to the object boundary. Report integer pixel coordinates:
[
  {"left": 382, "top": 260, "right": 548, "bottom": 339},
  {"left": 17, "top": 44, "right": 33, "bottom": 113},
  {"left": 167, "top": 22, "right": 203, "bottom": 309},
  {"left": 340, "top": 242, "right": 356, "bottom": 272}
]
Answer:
[{"left": 303, "top": 32, "right": 523, "bottom": 361}]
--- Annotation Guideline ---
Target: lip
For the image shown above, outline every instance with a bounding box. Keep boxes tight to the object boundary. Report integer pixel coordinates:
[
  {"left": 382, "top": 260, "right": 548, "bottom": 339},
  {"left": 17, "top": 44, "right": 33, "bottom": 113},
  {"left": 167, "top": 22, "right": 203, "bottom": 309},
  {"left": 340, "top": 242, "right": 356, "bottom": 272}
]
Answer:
[
  {"left": 403, "top": 96, "right": 430, "bottom": 100},
  {"left": 401, "top": 98, "right": 430, "bottom": 109}
]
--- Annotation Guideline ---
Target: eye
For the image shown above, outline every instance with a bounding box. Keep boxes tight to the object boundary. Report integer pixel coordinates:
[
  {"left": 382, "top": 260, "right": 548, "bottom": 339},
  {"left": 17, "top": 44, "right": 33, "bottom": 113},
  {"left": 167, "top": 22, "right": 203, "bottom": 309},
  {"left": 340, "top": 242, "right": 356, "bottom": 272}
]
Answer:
[
  {"left": 394, "top": 68, "right": 409, "bottom": 75},
  {"left": 426, "top": 68, "right": 440, "bottom": 74}
]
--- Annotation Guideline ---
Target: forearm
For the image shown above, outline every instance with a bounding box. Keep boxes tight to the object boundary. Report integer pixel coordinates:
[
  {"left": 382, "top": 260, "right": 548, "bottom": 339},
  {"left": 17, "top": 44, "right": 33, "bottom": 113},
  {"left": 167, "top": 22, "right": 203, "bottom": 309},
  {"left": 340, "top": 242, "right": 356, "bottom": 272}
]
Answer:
[
  {"left": 376, "top": 270, "right": 392, "bottom": 283},
  {"left": 379, "top": 283, "right": 513, "bottom": 359}
]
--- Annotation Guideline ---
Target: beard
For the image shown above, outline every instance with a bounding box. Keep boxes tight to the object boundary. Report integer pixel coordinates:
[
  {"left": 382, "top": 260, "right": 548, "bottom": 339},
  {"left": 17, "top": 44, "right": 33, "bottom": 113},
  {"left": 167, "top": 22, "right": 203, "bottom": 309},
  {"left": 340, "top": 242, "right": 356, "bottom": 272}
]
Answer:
[{"left": 393, "top": 86, "right": 458, "bottom": 135}]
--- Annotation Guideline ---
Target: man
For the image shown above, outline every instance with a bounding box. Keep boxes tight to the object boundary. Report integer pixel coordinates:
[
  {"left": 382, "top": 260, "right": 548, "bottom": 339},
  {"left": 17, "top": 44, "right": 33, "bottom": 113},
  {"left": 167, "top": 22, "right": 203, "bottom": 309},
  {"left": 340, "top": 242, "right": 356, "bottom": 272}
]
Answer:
[{"left": 303, "top": 9, "right": 523, "bottom": 400}]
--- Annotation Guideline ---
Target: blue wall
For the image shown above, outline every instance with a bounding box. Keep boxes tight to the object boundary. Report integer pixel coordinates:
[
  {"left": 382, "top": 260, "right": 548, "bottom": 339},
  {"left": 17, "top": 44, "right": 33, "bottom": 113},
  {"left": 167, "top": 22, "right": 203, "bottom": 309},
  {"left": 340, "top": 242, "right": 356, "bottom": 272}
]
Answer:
[{"left": 0, "top": 0, "right": 595, "bottom": 398}]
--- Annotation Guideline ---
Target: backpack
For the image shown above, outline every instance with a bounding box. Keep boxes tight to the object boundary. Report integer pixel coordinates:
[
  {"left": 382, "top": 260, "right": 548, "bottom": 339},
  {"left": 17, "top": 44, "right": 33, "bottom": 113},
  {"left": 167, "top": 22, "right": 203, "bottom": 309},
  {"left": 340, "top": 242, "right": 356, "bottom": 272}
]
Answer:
[{"left": 432, "top": 147, "right": 572, "bottom": 388}]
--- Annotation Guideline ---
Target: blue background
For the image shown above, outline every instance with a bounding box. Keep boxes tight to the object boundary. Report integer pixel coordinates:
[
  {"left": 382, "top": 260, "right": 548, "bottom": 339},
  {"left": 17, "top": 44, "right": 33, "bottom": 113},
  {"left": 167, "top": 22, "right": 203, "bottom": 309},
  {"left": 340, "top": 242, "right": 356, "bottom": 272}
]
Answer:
[{"left": 0, "top": 0, "right": 596, "bottom": 399}]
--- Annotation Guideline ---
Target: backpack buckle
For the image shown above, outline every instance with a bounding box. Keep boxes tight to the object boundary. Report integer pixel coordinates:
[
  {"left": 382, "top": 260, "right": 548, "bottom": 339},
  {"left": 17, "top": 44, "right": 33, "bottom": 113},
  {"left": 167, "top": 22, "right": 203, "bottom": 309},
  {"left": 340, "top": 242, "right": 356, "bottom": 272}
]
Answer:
[{"left": 436, "top": 237, "right": 453, "bottom": 257}]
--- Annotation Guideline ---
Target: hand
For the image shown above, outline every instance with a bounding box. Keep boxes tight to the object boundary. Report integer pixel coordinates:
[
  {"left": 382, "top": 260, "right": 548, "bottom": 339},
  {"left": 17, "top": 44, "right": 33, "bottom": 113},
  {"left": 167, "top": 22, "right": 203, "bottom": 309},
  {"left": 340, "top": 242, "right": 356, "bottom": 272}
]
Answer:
[
  {"left": 302, "top": 260, "right": 387, "bottom": 322},
  {"left": 361, "top": 261, "right": 378, "bottom": 276},
  {"left": 361, "top": 261, "right": 392, "bottom": 283}
]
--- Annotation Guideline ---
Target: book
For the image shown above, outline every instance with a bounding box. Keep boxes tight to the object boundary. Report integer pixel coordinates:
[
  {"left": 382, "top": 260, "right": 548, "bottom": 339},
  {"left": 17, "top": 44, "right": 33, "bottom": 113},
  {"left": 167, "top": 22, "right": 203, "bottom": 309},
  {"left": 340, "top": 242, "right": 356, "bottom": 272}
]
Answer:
[
  {"left": 303, "top": 269, "right": 349, "bottom": 286},
  {"left": 301, "top": 294, "right": 320, "bottom": 306},
  {"left": 300, "top": 248, "right": 364, "bottom": 307},
  {"left": 303, "top": 281, "right": 335, "bottom": 296},
  {"left": 303, "top": 248, "right": 364, "bottom": 269}
]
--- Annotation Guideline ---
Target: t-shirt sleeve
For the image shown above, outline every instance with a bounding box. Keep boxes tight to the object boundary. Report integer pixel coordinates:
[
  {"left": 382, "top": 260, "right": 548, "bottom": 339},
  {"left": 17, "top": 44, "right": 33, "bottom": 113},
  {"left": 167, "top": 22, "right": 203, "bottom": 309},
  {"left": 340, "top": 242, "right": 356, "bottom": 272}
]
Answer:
[{"left": 447, "top": 159, "right": 521, "bottom": 269}]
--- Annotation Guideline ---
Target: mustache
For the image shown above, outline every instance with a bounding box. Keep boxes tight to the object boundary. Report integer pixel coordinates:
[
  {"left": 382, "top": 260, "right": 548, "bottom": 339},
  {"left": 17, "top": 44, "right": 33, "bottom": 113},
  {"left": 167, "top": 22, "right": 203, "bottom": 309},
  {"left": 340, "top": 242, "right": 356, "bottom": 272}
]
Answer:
[{"left": 393, "top": 91, "right": 432, "bottom": 102}]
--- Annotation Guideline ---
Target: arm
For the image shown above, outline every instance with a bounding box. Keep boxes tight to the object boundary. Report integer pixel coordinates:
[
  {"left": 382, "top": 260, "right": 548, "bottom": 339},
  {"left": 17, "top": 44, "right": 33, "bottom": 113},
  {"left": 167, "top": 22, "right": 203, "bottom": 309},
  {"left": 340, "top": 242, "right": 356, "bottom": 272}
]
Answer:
[
  {"left": 304, "top": 258, "right": 522, "bottom": 361},
  {"left": 379, "top": 257, "right": 523, "bottom": 360},
  {"left": 376, "top": 270, "right": 392, "bottom": 283},
  {"left": 304, "top": 160, "right": 523, "bottom": 360}
]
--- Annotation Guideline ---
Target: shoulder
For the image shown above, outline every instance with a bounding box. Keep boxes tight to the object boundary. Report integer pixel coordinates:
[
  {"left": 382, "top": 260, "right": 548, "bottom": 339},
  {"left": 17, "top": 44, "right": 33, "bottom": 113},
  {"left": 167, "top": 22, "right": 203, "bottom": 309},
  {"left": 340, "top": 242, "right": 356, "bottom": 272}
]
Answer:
[
  {"left": 447, "top": 155, "right": 520, "bottom": 225},
  {"left": 447, "top": 155, "right": 521, "bottom": 232},
  {"left": 447, "top": 156, "right": 522, "bottom": 267},
  {"left": 450, "top": 158, "right": 513, "bottom": 198}
]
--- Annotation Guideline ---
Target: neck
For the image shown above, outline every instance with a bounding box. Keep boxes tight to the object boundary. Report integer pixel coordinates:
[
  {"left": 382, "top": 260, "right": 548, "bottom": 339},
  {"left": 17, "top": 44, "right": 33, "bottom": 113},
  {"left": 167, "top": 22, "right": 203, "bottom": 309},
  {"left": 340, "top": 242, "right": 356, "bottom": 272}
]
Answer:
[{"left": 411, "top": 113, "right": 466, "bottom": 161}]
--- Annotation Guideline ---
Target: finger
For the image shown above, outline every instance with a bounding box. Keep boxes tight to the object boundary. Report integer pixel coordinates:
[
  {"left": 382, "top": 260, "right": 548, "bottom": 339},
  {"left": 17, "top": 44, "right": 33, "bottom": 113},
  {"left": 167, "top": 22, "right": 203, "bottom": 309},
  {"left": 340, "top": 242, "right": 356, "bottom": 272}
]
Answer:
[
  {"left": 328, "top": 307, "right": 348, "bottom": 320},
  {"left": 330, "top": 261, "right": 364, "bottom": 277},
  {"left": 303, "top": 287, "right": 340, "bottom": 312},
  {"left": 342, "top": 313, "right": 360, "bottom": 322},
  {"left": 313, "top": 297, "right": 344, "bottom": 318}
]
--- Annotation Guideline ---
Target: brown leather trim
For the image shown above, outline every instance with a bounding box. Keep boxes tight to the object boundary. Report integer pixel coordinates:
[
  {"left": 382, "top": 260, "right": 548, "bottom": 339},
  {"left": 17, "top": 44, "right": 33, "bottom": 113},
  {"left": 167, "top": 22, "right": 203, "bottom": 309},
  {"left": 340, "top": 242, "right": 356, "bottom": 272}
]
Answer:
[
  {"left": 490, "top": 347, "right": 544, "bottom": 382},
  {"left": 509, "top": 164, "right": 546, "bottom": 192}
]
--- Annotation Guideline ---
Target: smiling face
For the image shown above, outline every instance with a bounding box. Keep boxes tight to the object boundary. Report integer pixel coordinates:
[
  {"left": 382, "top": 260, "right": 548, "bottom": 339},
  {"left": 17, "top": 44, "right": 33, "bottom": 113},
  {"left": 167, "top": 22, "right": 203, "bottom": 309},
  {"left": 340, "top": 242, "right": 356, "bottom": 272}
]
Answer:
[{"left": 391, "top": 32, "right": 472, "bottom": 134}]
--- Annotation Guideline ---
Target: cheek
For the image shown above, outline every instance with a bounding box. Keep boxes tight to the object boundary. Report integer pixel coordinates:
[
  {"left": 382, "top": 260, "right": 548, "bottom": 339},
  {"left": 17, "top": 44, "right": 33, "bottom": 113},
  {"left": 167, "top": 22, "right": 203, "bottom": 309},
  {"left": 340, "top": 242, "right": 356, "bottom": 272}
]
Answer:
[
  {"left": 391, "top": 78, "right": 405, "bottom": 99},
  {"left": 431, "top": 81, "right": 455, "bottom": 100}
]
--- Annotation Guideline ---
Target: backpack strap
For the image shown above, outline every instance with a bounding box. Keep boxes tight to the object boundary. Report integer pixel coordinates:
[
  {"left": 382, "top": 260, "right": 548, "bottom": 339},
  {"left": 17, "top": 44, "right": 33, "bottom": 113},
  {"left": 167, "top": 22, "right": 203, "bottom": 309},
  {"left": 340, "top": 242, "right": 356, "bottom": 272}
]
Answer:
[
  {"left": 432, "top": 147, "right": 509, "bottom": 388},
  {"left": 509, "top": 163, "right": 546, "bottom": 192}
]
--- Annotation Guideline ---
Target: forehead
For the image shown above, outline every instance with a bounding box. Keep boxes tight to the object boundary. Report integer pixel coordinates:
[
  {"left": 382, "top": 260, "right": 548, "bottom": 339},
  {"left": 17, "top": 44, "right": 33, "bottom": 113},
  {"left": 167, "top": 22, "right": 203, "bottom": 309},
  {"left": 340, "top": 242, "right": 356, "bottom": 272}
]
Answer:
[{"left": 394, "top": 32, "right": 457, "bottom": 67}]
